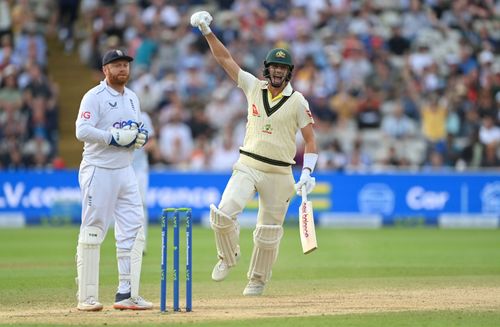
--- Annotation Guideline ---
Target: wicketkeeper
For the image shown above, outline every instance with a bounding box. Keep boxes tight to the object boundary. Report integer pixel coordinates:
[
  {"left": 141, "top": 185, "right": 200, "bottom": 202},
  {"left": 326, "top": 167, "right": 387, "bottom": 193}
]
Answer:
[
  {"left": 75, "top": 49, "right": 152, "bottom": 311},
  {"left": 191, "top": 11, "right": 318, "bottom": 296}
]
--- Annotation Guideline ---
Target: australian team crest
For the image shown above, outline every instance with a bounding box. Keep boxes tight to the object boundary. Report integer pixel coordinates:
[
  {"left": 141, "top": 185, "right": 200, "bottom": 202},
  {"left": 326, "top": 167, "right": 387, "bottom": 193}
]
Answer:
[
  {"left": 275, "top": 50, "right": 286, "bottom": 58},
  {"left": 262, "top": 123, "right": 273, "bottom": 134}
]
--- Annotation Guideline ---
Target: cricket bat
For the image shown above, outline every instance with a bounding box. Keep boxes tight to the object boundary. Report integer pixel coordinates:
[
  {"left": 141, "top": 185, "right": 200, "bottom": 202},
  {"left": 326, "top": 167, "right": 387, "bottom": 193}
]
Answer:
[{"left": 299, "top": 185, "right": 318, "bottom": 254}]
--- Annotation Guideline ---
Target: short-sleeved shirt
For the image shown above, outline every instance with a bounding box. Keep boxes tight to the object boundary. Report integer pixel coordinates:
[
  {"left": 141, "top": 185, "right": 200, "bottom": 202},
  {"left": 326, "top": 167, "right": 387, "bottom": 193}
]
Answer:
[
  {"left": 237, "top": 70, "right": 314, "bottom": 171},
  {"left": 75, "top": 80, "right": 142, "bottom": 168}
]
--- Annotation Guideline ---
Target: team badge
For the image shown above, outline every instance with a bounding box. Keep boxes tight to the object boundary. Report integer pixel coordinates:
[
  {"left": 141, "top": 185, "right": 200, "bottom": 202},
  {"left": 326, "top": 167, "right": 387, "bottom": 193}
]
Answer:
[
  {"left": 262, "top": 124, "right": 273, "bottom": 134},
  {"left": 275, "top": 50, "right": 286, "bottom": 58}
]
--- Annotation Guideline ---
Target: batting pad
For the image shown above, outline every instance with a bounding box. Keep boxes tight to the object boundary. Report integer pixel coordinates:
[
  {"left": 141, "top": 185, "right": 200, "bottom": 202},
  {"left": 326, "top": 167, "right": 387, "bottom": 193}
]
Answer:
[
  {"left": 76, "top": 226, "right": 103, "bottom": 302},
  {"left": 247, "top": 225, "right": 283, "bottom": 283},
  {"left": 117, "top": 227, "right": 145, "bottom": 298},
  {"left": 210, "top": 204, "right": 240, "bottom": 267}
]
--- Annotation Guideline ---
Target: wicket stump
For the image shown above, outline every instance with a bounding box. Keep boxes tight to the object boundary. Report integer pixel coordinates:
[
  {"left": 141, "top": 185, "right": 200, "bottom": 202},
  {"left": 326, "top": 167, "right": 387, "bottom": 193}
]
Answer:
[{"left": 160, "top": 208, "right": 192, "bottom": 312}]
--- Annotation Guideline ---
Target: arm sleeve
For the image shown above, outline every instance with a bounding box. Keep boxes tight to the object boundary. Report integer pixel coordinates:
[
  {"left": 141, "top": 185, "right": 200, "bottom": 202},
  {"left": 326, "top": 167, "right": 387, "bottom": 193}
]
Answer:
[
  {"left": 237, "top": 70, "right": 259, "bottom": 94},
  {"left": 75, "top": 92, "right": 112, "bottom": 144}
]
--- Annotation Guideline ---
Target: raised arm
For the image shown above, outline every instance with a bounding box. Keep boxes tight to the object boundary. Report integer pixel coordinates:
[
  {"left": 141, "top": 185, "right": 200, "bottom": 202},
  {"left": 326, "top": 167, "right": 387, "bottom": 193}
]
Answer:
[{"left": 190, "top": 11, "right": 241, "bottom": 83}]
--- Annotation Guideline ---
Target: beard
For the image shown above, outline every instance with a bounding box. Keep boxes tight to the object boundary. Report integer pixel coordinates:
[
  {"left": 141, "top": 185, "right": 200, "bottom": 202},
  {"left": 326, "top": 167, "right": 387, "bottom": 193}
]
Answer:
[{"left": 107, "top": 72, "right": 129, "bottom": 86}]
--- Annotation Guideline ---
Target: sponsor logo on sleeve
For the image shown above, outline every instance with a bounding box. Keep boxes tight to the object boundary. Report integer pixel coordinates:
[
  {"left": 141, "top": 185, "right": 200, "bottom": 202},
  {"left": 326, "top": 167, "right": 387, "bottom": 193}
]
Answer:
[{"left": 80, "top": 111, "right": 91, "bottom": 120}]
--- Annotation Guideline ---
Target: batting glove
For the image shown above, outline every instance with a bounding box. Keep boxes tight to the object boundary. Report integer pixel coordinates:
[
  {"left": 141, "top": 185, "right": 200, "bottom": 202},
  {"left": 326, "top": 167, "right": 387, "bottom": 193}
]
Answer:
[
  {"left": 295, "top": 169, "right": 316, "bottom": 196},
  {"left": 190, "top": 11, "right": 213, "bottom": 35},
  {"left": 109, "top": 125, "right": 138, "bottom": 147}
]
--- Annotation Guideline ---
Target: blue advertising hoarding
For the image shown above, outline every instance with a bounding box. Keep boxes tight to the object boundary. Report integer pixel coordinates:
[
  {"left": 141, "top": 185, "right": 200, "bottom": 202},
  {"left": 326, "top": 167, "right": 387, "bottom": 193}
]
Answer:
[{"left": 0, "top": 170, "right": 499, "bottom": 227}]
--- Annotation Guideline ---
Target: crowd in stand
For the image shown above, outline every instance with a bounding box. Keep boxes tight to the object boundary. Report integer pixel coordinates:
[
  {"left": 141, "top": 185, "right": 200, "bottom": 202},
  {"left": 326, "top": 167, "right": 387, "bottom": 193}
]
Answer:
[
  {"left": 1, "top": 0, "right": 499, "bottom": 172},
  {"left": 0, "top": 0, "right": 61, "bottom": 169}
]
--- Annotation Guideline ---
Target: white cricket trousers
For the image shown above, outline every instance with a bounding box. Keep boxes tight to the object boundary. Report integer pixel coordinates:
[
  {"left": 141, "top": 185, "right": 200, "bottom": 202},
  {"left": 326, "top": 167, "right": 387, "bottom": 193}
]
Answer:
[
  {"left": 218, "top": 161, "right": 296, "bottom": 225},
  {"left": 78, "top": 161, "right": 144, "bottom": 249}
]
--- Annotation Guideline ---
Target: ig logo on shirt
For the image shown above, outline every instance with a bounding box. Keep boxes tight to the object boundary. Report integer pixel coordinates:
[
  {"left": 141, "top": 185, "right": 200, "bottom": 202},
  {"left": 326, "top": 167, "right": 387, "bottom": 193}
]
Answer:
[{"left": 80, "top": 111, "right": 91, "bottom": 120}]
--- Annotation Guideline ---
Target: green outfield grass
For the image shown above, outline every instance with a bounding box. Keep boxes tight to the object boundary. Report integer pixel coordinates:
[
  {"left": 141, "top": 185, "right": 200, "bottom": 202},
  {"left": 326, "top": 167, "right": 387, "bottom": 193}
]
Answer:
[{"left": 0, "top": 226, "right": 499, "bottom": 326}]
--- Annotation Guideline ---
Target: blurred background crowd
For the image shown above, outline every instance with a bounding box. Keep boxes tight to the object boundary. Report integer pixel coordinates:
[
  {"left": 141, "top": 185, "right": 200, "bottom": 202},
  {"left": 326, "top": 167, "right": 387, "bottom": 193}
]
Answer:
[{"left": 0, "top": 0, "right": 499, "bottom": 172}]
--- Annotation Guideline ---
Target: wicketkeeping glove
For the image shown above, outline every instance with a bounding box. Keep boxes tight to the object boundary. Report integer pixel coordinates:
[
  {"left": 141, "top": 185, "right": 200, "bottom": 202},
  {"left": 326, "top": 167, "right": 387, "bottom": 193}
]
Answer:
[
  {"left": 190, "top": 11, "right": 213, "bottom": 35},
  {"left": 295, "top": 169, "right": 316, "bottom": 196},
  {"left": 109, "top": 124, "right": 138, "bottom": 147},
  {"left": 133, "top": 125, "right": 149, "bottom": 149}
]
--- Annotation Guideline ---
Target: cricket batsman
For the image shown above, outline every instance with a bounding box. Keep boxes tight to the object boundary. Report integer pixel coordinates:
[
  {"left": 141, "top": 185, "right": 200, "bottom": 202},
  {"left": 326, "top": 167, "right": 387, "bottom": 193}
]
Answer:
[{"left": 191, "top": 11, "right": 318, "bottom": 296}]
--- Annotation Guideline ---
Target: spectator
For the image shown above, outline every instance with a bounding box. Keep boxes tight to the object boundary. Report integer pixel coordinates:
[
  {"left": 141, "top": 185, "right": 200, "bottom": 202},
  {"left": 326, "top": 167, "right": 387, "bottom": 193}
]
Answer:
[
  {"left": 205, "top": 79, "right": 242, "bottom": 130},
  {"left": 0, "top": 0, "right": 12, "bottom": 41},
  {"left": 459, "top": 128, "right": 485, "bottom": 169},
  {"left": 209, "top": 127, "right": 240, "bottom": 171},
  {"left": 381, "top": 102, "right": 417, "bottom": 140},
  {"left": 0, "top": 65, "right": 22, "bottom": 110},
  {"left": 22, "top": 63, "right": 53, "bottom": 99},
  {"left": 356, "top": 86, "right": 382, "bottom": 129},
  {"left": 379, "top": 145, "right": 410, "bottom": 169},
  {"left": 61, "top": 0, "right": 500, "bottom": 174},
  {"left": 12, "top": 21, "right": 47, "bottom": 68},
  {"left": 387, "top": 24, "right": 411, "bottom": 57},
  {"left": 422, "top": 150, "right": 451, "bottom": 172},
  {"left": 22, "top": 126, "right": 51, "bottom": 167},
  {"left": 479, "top": 115, "right": 500, "bottom": 147},
  {"left": 0, "top": 34, "right": 14, "bottom": 72},
  {"left": 57, "top": 0, "right": 80, "bottom": 53},
  {"left": 317, "top": 139, "right": 347, "bottom": 171},
  {"left": 158, "top": 107, "right": 194, "bottom": 168},
  {"left": 420, "top": 93, "right": 447, "bottom": 155},
  {"left": 329, "top": 84, "right": 358, "bottom": 127},
  {"left": 187, "top": 102, "right": 214, "bottom": 140},
  {"left": 346, "top": 137, "right": 371, "bottom": 172}
]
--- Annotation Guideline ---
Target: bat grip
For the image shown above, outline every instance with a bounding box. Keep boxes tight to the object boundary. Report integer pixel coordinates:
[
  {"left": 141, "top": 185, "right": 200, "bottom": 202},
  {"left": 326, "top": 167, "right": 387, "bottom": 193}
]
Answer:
[{"left": 301, "top": 185, "right": 307, "bottom": 202}]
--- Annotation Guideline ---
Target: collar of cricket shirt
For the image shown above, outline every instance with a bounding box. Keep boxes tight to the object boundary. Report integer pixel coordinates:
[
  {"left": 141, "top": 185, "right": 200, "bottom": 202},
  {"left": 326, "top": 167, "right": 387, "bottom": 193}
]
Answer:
[
  {"left": 100, "top": 80, "right": 129, "bottom": 96},
  {"left": 261, "top": 80, "right": 294, "bottom": 97}
]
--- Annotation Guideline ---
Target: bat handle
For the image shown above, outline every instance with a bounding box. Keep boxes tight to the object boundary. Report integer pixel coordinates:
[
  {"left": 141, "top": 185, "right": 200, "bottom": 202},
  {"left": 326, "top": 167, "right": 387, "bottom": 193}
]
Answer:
[{"left": 301, "top": 185, "right": 307, "bottom": 202}]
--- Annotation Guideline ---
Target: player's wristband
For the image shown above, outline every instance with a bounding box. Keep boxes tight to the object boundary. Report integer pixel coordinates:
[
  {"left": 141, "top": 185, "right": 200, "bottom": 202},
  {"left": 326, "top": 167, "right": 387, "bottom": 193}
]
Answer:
[{"left": 302, "top": 153, "right": 318, "bottom": 173}]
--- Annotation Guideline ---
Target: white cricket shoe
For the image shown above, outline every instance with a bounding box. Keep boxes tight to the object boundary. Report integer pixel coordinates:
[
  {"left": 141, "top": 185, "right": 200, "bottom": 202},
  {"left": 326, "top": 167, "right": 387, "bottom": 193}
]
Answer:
[
  {"left": 113, "top": 293, "right": 153, "bottom": 310},
  {"left": 212, "top": 250, "right": 240, "bottom": 282},
  {"left": 211, "top": 259, "right": 230, "bottom": 281},
  {"left": 77, "top": 296, "right": 103, "bottom": 311},
  {"left": 242, "top": 279, "right": 265, "bottom": 296}
]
